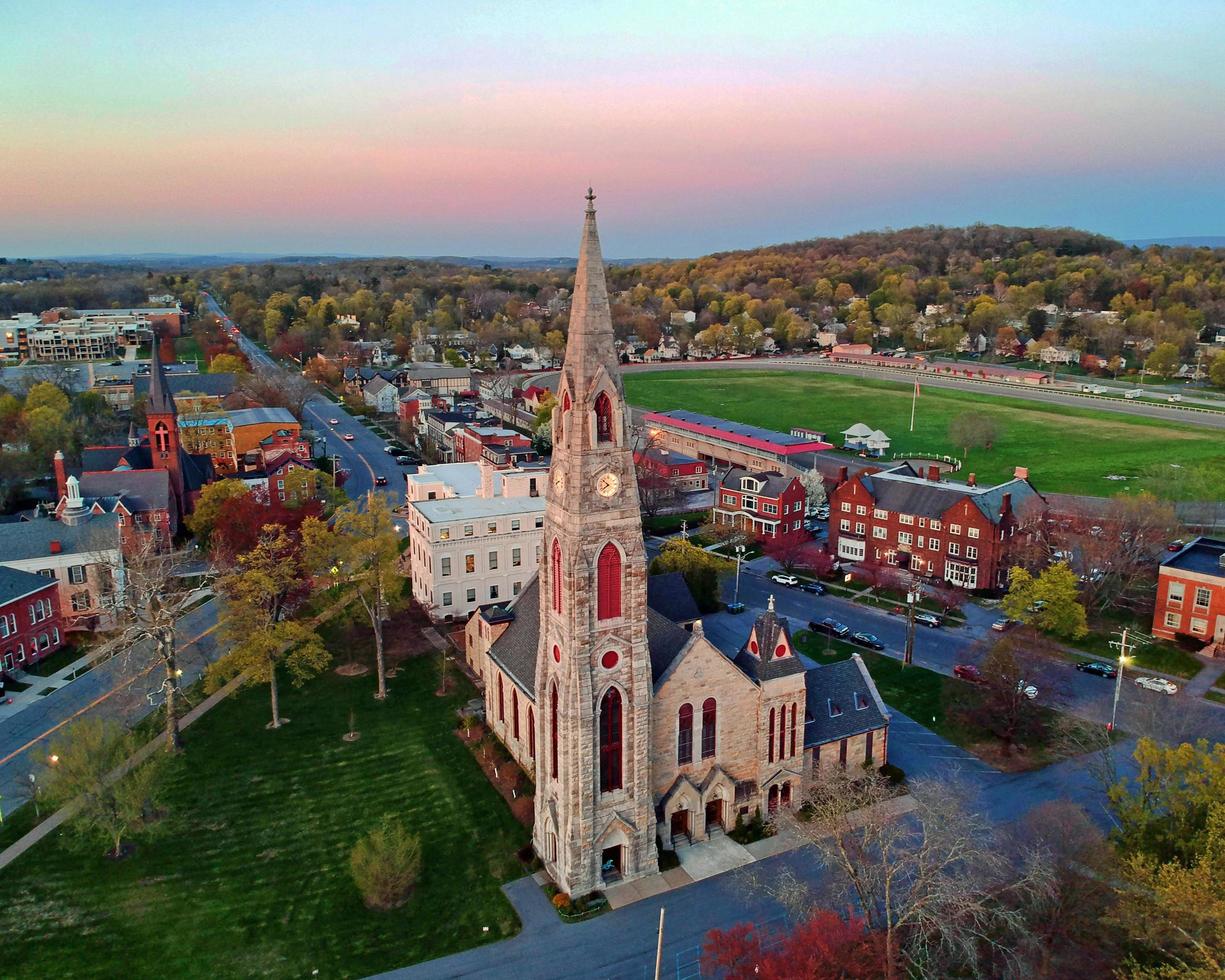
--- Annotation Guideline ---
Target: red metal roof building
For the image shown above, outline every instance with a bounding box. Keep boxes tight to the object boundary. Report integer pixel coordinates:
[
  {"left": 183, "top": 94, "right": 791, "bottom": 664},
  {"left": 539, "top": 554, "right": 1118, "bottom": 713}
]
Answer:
[{"left": 643, "top": 410, "right": 833, "bottom": 474}]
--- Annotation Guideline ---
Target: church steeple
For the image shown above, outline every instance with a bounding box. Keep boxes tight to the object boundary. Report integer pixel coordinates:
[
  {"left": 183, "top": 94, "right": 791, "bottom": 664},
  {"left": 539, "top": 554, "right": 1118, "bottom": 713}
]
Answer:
[
  {"left": 145, "top": 328, "right": 185, "bottom": 522},
  {"left": 532, "top": 191, "right": 657, "bottom": 896},
  {"left": 146, "top": 329, "right": 177, "bottom": 419}
]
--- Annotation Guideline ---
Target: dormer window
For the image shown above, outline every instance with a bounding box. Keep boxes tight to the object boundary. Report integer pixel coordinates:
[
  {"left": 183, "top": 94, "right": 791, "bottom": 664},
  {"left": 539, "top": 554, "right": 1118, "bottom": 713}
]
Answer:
[
  {"left": 828, "top": 700, "right": 843, "bottom": 718},
  {"left": 855, "top": 692, "right": 868, "bottom": 710}
]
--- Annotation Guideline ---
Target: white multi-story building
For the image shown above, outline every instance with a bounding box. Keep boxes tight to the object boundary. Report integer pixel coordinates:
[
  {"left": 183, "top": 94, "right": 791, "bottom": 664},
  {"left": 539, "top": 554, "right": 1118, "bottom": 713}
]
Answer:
[
  {"left": 406, "top": 495, "right": 547, "bottom": 620},
  {"left": 405, "top": 458, "right": 550, "bottom": 620}
]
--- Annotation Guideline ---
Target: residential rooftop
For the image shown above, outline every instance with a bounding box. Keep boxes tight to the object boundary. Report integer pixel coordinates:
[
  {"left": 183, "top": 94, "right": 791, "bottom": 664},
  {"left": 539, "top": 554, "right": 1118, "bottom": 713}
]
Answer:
[{"left": 410, "top": 495, "right": 547, "bottom": 524}]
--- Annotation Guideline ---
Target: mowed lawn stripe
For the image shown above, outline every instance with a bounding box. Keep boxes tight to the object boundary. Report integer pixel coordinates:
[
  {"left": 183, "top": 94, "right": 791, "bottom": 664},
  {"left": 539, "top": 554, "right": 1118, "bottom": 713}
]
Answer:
[
  {"left": 624, "top": 370, "right": 1225, "bottom": 496},
  {"left": 0, "top": 656, "right": 528, "bottom": 978}
]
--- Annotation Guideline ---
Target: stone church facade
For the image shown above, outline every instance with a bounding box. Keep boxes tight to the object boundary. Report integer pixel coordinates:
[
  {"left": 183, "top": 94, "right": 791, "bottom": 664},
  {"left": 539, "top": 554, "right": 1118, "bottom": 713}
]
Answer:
[{"left": 464, "top": 194, "right": 891, "bottom": 898}]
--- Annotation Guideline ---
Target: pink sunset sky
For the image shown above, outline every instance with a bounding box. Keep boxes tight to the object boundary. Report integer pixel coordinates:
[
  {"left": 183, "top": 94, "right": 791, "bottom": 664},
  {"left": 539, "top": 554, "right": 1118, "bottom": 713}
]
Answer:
[{"left": 3, "top": 0, "right": 1224, "bottom": 257}]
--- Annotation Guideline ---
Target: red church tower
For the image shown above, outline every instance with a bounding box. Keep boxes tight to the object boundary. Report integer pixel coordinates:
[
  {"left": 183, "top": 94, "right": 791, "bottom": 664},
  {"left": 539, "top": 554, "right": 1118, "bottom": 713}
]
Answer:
[{"left": 146, "top": 332, "right": 186, "bottom": 522}]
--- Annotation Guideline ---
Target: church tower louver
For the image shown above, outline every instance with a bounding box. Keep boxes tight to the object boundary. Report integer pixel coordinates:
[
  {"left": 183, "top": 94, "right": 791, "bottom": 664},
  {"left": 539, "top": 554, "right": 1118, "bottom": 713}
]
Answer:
[{"left": 532, "top": 190, "right": 658, "bottom": 895}]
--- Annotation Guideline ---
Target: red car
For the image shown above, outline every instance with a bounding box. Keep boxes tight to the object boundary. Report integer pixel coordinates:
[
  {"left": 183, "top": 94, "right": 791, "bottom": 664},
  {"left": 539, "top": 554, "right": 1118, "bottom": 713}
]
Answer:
[{"left": 953, "top": 664, "right": 983, "bottom": 683}]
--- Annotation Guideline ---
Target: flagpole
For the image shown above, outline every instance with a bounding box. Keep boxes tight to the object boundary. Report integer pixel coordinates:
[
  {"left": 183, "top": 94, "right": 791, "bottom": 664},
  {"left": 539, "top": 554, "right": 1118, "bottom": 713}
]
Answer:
[{"left": 910, "top": 380, "right": 917, "bottom": 432}]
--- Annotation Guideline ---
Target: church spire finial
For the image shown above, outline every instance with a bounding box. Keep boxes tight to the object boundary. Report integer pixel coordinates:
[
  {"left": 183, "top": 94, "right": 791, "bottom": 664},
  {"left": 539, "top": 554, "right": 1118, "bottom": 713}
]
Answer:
[
  {"left": 768, "top": 594, "right": 776, "bottom": 612},
  {"left": 585, "top": 186, "right": 596, "bottom": 213}
]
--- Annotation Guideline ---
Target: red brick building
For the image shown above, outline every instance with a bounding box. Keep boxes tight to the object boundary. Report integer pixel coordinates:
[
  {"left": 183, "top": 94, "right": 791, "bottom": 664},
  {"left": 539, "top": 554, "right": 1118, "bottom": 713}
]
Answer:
[
  {"left": 0, "top": 566, "right": 65, "bottom": 673},
  {"left": 634, "top": 447, "right": 709, "bottom": 492},
  {"left": 1153, "top": 537, "right": 1225, "bottom": 655},
  {"left": 713, "top": 467, "right": 807, "bottom": 543},
  {"left": 827, "top": 463, "right": 1044, "bottom": 591},
  {"left": 452, "top": 424, "right": 534, "bottom": 463}
]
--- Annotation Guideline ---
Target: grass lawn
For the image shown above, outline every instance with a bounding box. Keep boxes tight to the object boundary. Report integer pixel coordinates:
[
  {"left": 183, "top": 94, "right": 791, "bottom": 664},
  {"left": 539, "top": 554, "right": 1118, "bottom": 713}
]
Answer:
[
  {"left": 1206, "top": 690, "right": 1225, "bottom": 706},
  {"left": 0, "top": 648, "right": 528, "bottom": 978},
  {"left": 623, "top": 370, "right": 1225, "bottom": 497},
  {"left": 643, "top": 510, "right": 709, "bottom": 536},
  {"left": 22, "top": 642, "right": 88, "bottom": 677},
  {"left": 174, "top": 335, "right": 205, "bottom": 366}
]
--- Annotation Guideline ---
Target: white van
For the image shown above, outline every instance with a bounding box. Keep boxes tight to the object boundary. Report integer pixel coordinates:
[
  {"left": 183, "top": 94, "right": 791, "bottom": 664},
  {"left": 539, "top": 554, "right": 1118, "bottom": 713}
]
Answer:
[{"left": 1124, "top": 390, "right": 1142, "bottom": 399}]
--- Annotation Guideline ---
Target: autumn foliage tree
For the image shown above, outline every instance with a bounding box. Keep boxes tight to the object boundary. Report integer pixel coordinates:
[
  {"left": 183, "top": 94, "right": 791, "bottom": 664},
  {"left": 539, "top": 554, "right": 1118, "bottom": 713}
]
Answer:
[{"left": 702, "top": 910, "right": 886, "bottom": 980}]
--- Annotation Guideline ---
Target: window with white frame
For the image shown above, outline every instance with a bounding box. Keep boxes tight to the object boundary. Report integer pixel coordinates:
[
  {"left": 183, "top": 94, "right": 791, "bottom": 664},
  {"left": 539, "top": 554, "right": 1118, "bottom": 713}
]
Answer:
[
  {"left": 966, "top": 546, "right": 978, "bottom": 560},
  {"left": 442, "top": 592, "right": 453, "bottom": 607},
  {"left": 722, "top": 493, "right": 736, "bottom": 506},
  {"left": 948, "top": 542, "right": 960, "bottom": 556},
  {"left": 1164, "top": 611, "right": 1179, "bottom": 628},
  {"left": 1194, "top": 587, "right": 1211, "bottom": 609},
  {"left": 511, "top": 519, "right": 521, "bottom": 531},
  {"left": 873, "top": 508, "right": 887, "bottom": 520},
  {"left": 898, "top": 531, "right": 912, "bottom": 546},
  {"left": 466, "top": 588, "right": 476, "bottom": 602},
  {"left": 463, "top": 524, "right": 474, "bottom": 537},
  {"left": 899, "top": 514, "right": 914, "bottom": 525},
  {"left": 440, "top": 527, "right": 451, "bottom": 541},
  {"left": 841, "top": 502, "right": 851, "bottom": 512},
  {"left": 930, "top": 519, "right": 942, "bottom": 531},
  {"left": 441, "top": 557, "right": 452, "bottom": 576},
  {"left": 950, "top": 523, "right": 961, "bottom": 535},
  {"left": 840, "top": 519, "right": 851, "bottom": 532},
  {"left": 1190, "top": 618, "right": 1208, "bottom": 635},
  {"left": 68, "top": 565, "right": 86, "bottom": 584},
  {"left": 855, "top": 505, "right": 867, "bottom": 516},
  {"left": 488, "top": 551, "right": 498, "bottom": 570},
  {"left": 918, "top": 517, "right": 927, "bottom": 528},
  {"left": 873, "top": 526, "right": 887, "bottom": 539},
  {"left": 512, "top": 547, "right": 521, "bottom": 567},
  {"left": 917, "top": 536, "right": 925, "bottom": 549},
  {"left": 1168, "top": 581, "right": 1184, "bottom": 605},
  {"left": 930, "top": 538, "right": 940, "bottom": 551},
  {"left": 968, "top": 527, "right": 980, "bottom": 539}
]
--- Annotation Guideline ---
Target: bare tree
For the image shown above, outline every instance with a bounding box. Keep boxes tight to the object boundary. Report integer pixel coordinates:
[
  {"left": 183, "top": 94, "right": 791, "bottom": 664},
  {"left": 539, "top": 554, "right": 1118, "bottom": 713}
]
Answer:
[
  {"left": 629, "top": 424, "right": 680, "bottom": 519},
  {"left": 774, "top": 769, "right": 1054, "bottom": 979},
  {"left": 237, "top": 370, "right": 318, "bottom": 423},
  {"left": 957, "top": 629, "right": 1067, "bottom": 754},
  {"left": 102, "top": 533, "right": 215, "bottom": 752}
]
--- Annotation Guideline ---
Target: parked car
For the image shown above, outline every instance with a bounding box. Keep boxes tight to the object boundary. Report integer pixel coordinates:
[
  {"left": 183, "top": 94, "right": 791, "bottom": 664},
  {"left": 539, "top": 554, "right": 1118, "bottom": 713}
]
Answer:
[
  {"left": 726, "top": 601, "right": 746, "bottom": 614},
  {"left": 1134, "top": 676, "right": 1178, "bottom": 695},
  {"left": 809, "top": 617, "right": 850, "bottom": 638},
  {"left": 343, "top": 433, "right": 355, "bottom": 441},
  {"left": 953, "top": 664, "right": 983, "bottom": 683},
  {"left": 1076, "top": 661, "right": 1118, "bottom": 678},
  {"left": 770, "top": 573, "right": 799, "bottom": 586},
  {"left": 374, "top": 476, "right": 388, "bottom": 486},
  {"left": 329, "top": 418, "right": 340, "bottom": 425},
  {"left": 1124, "top": 389, "right": 1142, "bottom": 399},
  {"left": 1167, "top": 539, "right": 1186, "bottom": 552},
  {"left": 851, "top": 631, "right": 885, "bottom": 650},
  {"left": 1026, "top": 600, "right": 1048, "bottom": 613},
  {"left": 991, "top": 618, "right": 1017, "bottom": 632},
  {"left": 396, "top": 455, "right": 415, "bottom": 465},
  {"left": 800, "top": 581, "right": 826, "bottom": 595},
  {"left": 914, "top": 612, "right": 942, "bottom": 628},
  {"left": 1168, "top": 394, "right": 1183, "bottom": 403},
  {"left": 383, "top": 446, "right": 394, "bottom": 454},
  {"left": 1017, "top": 680, "right": 1038, "bottom": 700}
]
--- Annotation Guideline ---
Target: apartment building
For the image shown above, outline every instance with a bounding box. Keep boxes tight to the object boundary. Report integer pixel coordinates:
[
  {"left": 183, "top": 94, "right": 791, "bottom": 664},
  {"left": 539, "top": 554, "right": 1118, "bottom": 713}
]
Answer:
[{"left": 1153, "top": 537, "right": 1225, "bottom": 653}]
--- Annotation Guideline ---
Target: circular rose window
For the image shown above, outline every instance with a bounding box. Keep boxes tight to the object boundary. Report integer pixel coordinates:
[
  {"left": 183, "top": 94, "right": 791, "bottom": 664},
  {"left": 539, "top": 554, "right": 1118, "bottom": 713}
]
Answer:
[
  {"left": 601, "top": 650, "right": 619, "bottom": 669},
  {"left": 552, "top": 645, "right": 561, "bottom": 663}
]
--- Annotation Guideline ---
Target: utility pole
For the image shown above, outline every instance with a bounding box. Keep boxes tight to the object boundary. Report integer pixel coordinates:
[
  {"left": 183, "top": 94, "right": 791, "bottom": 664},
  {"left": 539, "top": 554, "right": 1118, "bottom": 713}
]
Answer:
[
  {"left": 733, "top": 544, "right": 746, "bottom": 607},
  {"left": 903, "top": 581, "right": 919, "bottom": 667},
  {"left": 653, "top": 906, "right": 666, "bottom": 980},
  {"left": 1109, "top": 627, "right": 1130, "bottom": 733}
]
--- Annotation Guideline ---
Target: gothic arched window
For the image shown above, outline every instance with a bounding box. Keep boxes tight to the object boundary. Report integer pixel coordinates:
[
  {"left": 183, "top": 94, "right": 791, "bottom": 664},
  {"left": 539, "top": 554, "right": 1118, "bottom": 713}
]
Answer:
[
  {"left": 596, "top": 542, "right": 622, "bottom": 619},
  {"left": 497, "top": 673, "right": 505, "bottom": 722},
  {"left": 551, "top": 539, "right": 562, "bottom": 613},
  {"left": 789, "top": 702, "right": 797, "bottom": 758},
  {"left": 528, "top": 706, "right": 535, "bottom": 759},
  {"left": 594, "top": 391, "right": 614, "bottom": 444},
  {"left": 550, "top": 683, "right": 559, "bottom": 779},
  {"left": 677, "top": 703, "right": 693, "bottom": 764},
  {"left": 701, "top": 698, "right": 717, "bottom": 759},
  {"left": 512, "top": 688, "right": 520, "bottom": 739},
  {"left": 153, "top": 421, "right": 170, "bottom": 454},
  {"left": 599, "top": 687, "right": 623, "bottom": 793},
  {"left": 767, "top": 707, "right": 775, "bottom": 764},
  {"left": 778, "top": 703, "right": 787, "bottom": 760}
]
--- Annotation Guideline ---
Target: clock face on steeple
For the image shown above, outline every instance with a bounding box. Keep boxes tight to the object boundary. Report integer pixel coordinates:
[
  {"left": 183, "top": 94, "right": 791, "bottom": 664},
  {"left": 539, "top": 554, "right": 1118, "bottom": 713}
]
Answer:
[
  {"left": 553, "top": 468, "right": 566, "bottom": 494},
  {"left": 595, "top": 471, "right": 620, "bottom": 497}
]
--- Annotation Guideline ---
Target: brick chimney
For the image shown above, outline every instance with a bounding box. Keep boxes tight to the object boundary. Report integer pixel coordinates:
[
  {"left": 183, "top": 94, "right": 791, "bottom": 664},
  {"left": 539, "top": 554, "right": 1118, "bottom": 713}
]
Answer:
[
  {"left": 53, "top": 449, "right": 67, "bottom": 501},
  {"left": 50, "top": 540, "right": 62, "bottom": 554},
  {"left": 967, "top": 472, "right": 976, "bottom": 487},
  {"left": 838, "top": 465, "right": 848, "bottom": 484},
  {"left": 477, "top": 456, "right": 496, "bottom": 499},
  {"left": 927, "top": 465, "right": 940, "bottom": 482},
  {"left": 1014, "top": 466, "right": 1029, "bottom": 480},
  {"left": 1000, "top": 492, "right": 1012, "bottom": 516}
]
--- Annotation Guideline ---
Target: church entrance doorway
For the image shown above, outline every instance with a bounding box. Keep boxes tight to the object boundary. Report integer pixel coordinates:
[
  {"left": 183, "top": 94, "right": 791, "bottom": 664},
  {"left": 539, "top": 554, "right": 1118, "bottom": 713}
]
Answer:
[
  {"left": 601, "top": 845, "right": 623, "bottom": 882},
  {"left": 704, "top": 799, "right": 724, "bottom": 833},
  {"left": 767, "top": 785, "right": 779, "bottom": 814},
  {"left": 670, "top": 809, "right": 690, "bottom": 841}
]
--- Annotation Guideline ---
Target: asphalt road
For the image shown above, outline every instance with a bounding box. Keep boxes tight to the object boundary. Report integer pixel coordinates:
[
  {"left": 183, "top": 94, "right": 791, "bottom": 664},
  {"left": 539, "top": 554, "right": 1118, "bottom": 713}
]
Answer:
[
  {"left": 716, "top": 567, "right": 1225, "bottom": 742},
  {"left": 199, "top": 292, "right": 407, "bottom": 510}
]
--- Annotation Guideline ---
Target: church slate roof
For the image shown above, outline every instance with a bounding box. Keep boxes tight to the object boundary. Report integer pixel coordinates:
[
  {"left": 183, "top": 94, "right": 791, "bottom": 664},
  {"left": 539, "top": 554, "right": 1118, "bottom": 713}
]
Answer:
[
  {"left": 646, "top": 572, "right": 700, "bottom": 625},
  {"left": 134, "top": 373, "right": 237, "bottom": 398},
  {"left": 858, "top": 463, "right": 1043, "bottom": 523},
  {"left": 487, "top": 574, "right": 699, "bottom": 697},
  {"left": 79, "top": 470, "right": 172, "bottom": 515},
  {"left": 81, "top": 446, "right": 130, "bottom": 472},
  {"left": 732, "top": 605, "right": 806, "bottom": 683},
  {"left": 803, "top": 655, "right": 890, "bottom": 747}
]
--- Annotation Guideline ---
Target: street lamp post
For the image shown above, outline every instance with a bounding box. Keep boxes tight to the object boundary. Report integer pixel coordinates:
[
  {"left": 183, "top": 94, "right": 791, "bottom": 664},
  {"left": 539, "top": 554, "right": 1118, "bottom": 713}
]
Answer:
[
  {"left": 1109, "top": 627, "right": 1135, "bottom": 733},
  {"left": 733, "top": 544, "right": 746, "bottom": 607}
]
